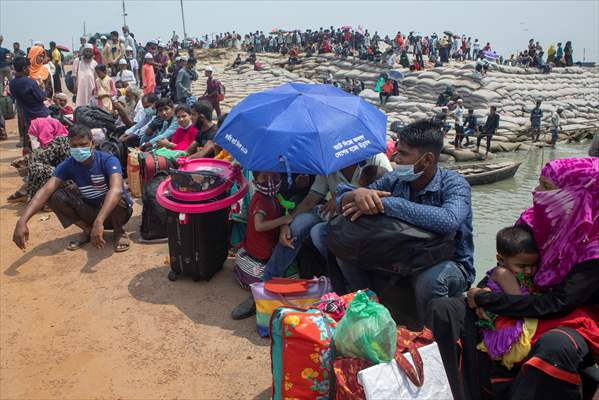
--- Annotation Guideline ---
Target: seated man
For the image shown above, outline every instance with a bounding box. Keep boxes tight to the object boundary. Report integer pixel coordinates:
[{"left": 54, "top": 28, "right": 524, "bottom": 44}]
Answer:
[
  {"left": 231, "top": 153, "right": 393, "bottom": 319},
  {"left": 12, "top": 124, "right": 133, "bottom": 252},
  {"left": 140, "top": 98, "right": 178, "bottom": 148},
  {"left": 118, "top": 93, "right": 158, "bottom": 147},
  {"left": 336, "top": 119, "right": 474, "bottom": 322}
]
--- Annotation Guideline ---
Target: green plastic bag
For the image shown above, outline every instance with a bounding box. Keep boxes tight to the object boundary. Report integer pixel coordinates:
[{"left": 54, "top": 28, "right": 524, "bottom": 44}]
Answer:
[{"left": 333, "top": 290, "right": 397, "bottom": 364}]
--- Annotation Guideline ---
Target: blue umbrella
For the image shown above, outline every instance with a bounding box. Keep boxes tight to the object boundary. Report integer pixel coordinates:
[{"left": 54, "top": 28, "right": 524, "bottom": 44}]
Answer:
[
  {"left": 387, "top": 70, "right": 404, "bottom": 81},
  {"left": 214, "top": 83, "right": 387, "bottom": 175}
]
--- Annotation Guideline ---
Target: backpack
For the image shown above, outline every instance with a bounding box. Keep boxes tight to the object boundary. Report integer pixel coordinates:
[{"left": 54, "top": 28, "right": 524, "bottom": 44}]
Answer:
[
  {"left": 74, "top": 106, "right": 117, "bottom": 134},
  {"left": 326, "top": 214, "right": 455, "bottom": 277},
  {"left": 216, "top": 80, "right": 226, "bottom": 101},
  {"left": 138, "top": 151, "right": 172, "bottom": 188},
  {"left": 95, "top": 137, "right": 127, "bottom": 171},
  {"left": 140, "top": 172, "right": 169, "bottom": 241},
  {"left": 64, "top": 71, "right": 75, "bottom": 93}
]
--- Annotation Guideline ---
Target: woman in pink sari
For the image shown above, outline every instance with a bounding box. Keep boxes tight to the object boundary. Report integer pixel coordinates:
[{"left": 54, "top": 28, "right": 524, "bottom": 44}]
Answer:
[{"left": 470, "top": 157, "right": 599, "bottom": 399}]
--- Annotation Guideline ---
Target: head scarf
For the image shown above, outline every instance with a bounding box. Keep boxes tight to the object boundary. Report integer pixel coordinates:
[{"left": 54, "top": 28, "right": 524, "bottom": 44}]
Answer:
[
  {"left": 28, "top": 116, "right": 68, "bottom": 148},
  {"left": 28, "top": 46, "right": 49, "bottom": 81},
  {"left": 518, "top": 157, "right": 599, "bottom": 288}
]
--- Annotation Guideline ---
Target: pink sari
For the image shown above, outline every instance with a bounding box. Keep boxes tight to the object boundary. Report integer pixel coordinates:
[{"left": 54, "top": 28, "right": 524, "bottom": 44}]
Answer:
[{"left": 518, "top": 157, "right": 599, "bottom": 288}]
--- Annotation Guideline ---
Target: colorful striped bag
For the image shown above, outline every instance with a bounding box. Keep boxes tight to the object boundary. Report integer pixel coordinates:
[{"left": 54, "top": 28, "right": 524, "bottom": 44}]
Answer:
[
  {"left": 250, "top": 277, "right": 332, "bottom": 337},
  {"left": 270, "top": 307, "right": 336, "bottom": 400}
]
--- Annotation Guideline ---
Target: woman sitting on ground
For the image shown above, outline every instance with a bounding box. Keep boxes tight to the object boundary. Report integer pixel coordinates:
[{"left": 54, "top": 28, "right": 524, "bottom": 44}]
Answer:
[{"left": 467, "top": 157, "right": 599, "bottom": 399}]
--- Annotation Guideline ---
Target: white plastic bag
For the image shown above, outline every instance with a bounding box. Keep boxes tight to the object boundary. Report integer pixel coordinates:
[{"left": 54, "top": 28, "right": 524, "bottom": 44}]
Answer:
[{"left": 358, "top": 342, "right": 453, "bottom": 400}]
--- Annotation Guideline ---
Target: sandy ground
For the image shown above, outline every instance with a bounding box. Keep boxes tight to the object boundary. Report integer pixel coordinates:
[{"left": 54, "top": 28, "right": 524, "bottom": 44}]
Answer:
[{"left": 0, "top": 116, "right": 271, "bottom": 399}]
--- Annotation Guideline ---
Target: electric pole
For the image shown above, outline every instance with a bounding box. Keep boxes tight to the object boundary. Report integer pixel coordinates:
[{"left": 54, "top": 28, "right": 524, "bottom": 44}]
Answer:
[
  {"left": 83, "top": 21, "right": 86, "bottom": 36},
  {"left": 122, "top": 0, "right": 128, "bottom": 27},
  {"left": 180, "top": 0, "right": 188, "bottom": 39}
]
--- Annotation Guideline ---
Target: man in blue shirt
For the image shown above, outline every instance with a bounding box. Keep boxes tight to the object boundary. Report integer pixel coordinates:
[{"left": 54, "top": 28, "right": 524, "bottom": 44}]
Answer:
[
  {"left": 13, "top": 125, "right": 133, "bottom": 253},
  {"left": 336, "top": 119, "right": 474, "bottom": 322},
  {"left": 530, "top": 100, "right": 543, "bottom": 142},
  {"left": 9, "top": 56, "right": 49, "bottom": 147}
]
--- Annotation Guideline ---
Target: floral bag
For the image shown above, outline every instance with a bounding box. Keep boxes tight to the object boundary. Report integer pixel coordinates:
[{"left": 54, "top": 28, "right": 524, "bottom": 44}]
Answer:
[{"left": 270, "top": 307, "right": 336, "bottom": 400}]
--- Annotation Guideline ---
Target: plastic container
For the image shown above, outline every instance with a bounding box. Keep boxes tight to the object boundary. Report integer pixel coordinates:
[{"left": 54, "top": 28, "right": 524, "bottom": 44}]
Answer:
[{"left": 156, "top": 158, "right": 248, "bottom": 281}]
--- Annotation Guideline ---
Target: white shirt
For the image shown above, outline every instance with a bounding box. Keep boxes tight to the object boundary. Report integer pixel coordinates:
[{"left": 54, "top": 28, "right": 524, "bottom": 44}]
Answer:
[
  {"left": 551, "top": 112, "right": 560, "bottom": 129},
  {"left": 116, "top": 69, "right": 137, "bottom": 85},
  {"left": 453, "top": 106, "right": 465, "bottom": 125}
]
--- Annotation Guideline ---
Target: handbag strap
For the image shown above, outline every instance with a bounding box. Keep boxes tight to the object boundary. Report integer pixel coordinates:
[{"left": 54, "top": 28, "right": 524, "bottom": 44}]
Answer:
[{"left": 394, "top": 334, "right": 425, "bottom": 387}]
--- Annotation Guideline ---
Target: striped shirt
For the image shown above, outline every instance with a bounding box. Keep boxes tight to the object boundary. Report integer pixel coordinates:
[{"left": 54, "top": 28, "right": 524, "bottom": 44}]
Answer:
[{"left": 53, "top": 151, "right": 132, "bottom": 206}]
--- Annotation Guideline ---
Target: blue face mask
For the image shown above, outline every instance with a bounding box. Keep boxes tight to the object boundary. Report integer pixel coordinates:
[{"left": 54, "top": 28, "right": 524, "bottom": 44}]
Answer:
[
  {"left": 394, "top": 154, "right": 426, "bottom": 182},
  {"left": 70, "top": 147, "right": 92, "bottom": 162},
  {"left": 144, "top": 107, "right": 156, "bottom": 117}
]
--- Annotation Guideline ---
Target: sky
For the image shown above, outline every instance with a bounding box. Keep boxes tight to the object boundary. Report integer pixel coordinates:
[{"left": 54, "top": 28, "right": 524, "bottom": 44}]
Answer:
[{"left": 2, "top": 0, "right": 598, "bottom": 61}]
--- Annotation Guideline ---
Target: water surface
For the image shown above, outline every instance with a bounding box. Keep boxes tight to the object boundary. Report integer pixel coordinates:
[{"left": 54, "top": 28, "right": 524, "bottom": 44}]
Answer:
[{"left": 470, "top": 143, "right": 590, "bottom": 279}]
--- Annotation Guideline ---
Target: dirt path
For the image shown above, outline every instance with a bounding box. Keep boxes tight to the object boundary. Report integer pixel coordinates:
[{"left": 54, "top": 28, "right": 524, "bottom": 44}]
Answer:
[{"left": 0, "top": 117, "right": 271, "bottom": 399}]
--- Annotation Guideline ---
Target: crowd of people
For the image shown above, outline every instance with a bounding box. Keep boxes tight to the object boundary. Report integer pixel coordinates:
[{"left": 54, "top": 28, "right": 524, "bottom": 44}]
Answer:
[{"left": 1, "top": 24, "right": 597, "bottom": 400}]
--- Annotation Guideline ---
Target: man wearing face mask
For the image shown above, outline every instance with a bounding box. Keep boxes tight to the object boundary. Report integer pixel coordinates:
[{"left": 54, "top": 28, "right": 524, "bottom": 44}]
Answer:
[
  {"left": 118, "top": 93, "right": 158, "bottom": 147},
  {"left": 337, "top": 119, "right": 474, "bottom": 323},
  {"left": 13, "top": 124, "right": 133, "bottom": 252}
]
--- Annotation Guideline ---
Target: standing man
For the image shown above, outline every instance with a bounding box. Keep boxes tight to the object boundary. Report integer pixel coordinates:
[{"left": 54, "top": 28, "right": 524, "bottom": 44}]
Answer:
[
  {"left": 12, "top": 124, "right": 133, "bottom": 253},
  {"left": 122, "top": 26, "right": 136, "bottom": 59},
  {"left": 49, "top": 41, "right": 62, "bottom": 93},
  {"left": 477, "top": 105, "right": 500, "bottom": 158},
  {"left": 0, "top": 35, "right": 12, "bottom": 95},
  {"left": 13, "top": 42, "right": 26, "bottom": 58},
  {"left": 72, "top": 44, "right": 98, "bottom": 107},
  {"left": 550, "top": 108, "right": 563, "bottom": 148},
  {"left": 530, "top": 100, "right": 543, "bottom": 142},
  {"left": 78, "top": 36, "right": 88, "bottom": 55},
  {"left": 202, "top": 66, "right": 222, "bottom": 118},
  {"left": 453, "top": 98, "right": 465, "bottom": 149},
  {"left": 103, "top": 31, "right": 125, "bottom": 76},
  {"left": 175, "top": 56, "right": 197, "bottom": 104},
  {"left": 9, "top": 57, "right": 50, "bottom": 147}
]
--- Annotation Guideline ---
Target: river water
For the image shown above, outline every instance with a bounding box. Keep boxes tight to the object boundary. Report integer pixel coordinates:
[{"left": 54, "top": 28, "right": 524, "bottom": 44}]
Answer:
[{"left": 470, "top": 143, "right": 590, "bottom": 279}]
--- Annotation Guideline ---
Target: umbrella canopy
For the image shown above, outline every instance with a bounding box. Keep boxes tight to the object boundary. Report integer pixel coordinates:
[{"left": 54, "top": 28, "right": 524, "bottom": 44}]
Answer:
[
  {"left": 387, "top": 70, "right": 404, "bottom": 81},
  {"left": 340, "top": 25, "right": 352, "bottom": 31},
  {"left": 443, "top": 30, "right": 453, "bottom": 37},
  {"left": 214, "top": 83, "right": 387, "bottom": 175},
  {"left": 56, "top": 44, "right": 70, "bottom": 52}
]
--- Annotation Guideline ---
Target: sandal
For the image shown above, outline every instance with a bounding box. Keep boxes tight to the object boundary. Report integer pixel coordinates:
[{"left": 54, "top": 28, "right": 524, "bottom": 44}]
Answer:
[
  {"left": 7, "top": 191, "right": 27, "bottom": 203},
  {"left": 67, "top": 233, "right": 91, "bottom": 251},
  {"left": 114, "top": 233, "right": 130, "bottom": 253}
]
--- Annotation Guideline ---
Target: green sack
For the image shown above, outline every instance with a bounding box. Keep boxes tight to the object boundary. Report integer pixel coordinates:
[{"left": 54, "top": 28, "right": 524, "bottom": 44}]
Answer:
[{"left": 333, "top": 290, "right": 397, "bottom": 364}]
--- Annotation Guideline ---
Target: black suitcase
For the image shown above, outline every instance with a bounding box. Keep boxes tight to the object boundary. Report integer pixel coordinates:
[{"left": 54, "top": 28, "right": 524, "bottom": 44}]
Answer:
[{"left": 166, "top": 207, "right": 229, "bottom": 282}]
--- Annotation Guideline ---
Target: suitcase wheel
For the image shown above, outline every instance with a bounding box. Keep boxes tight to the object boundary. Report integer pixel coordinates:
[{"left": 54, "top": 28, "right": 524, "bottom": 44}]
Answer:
[{"left": 167, "top": 270, "right": 179, "bottom": 281}]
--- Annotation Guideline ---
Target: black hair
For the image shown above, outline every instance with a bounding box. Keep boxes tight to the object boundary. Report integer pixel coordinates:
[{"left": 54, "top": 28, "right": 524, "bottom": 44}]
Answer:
[
  {"left": 398, "top": 119, "right": 444, "bottom": 158},
  {"left": 95, "top": 64, "right": 107, "bottom": 73},
  {"left": 49, "top": 41, "right": 56, "bottom": 47},
  {"left": 192, "top": 100, "right": 213, "bottom": 121},
  {"left": 12, "top": 56, "right": 29, "bottom": 72},
  {"left": 143, "top": 93, "right": 159, "bottom": 104},
  {"left": 155, "top": 97, "right": 174, "bottom": 110},
  {"left": 359, "top": 165, "right": 387, "bottom": 186},
  {"left": 175, "top": 104, "right": 192, "bottom": 115},
  {"left": 68, "top": 124, "right": 92, "bottom": 141},
  {"left": 110, "top": 31, "right": 119, "bottom": 37},
  {"left": 496, "top": 225, "right": 538, "bottom": 258},
  {"left": 217, "top": 113, "right": 228, "bottom": 128}
]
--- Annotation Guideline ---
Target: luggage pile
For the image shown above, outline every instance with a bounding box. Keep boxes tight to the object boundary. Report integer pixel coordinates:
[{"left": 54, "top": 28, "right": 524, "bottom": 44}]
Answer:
[{"left": 262, "top": 280, "right": 453, "bottom": 400}]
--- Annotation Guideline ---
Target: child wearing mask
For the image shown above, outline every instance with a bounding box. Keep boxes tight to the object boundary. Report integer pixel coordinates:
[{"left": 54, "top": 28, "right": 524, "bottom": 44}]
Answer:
[{"left": 233, "top": 171, "right": 292, "bottom": 290}]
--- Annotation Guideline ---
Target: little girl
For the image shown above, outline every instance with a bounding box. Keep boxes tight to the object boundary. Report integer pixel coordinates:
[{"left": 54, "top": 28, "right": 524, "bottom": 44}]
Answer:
[
  {"left": 476, "top": 225, "right": 540, "bottom": 369},
  {"left": 94, "top": 64, "right": 116, "bottom": 112}
]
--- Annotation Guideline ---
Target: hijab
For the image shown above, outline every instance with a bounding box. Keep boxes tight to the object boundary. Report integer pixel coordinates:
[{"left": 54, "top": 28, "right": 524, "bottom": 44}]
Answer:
[
  {"left": 28, "top": 46, "right": 50, "bottom": 81},
  {"left": 518, "top": 157, "right": 599, "bottom": 288},
  {"left": 28, "top": 116, "right": 68, "bottom": 148}
]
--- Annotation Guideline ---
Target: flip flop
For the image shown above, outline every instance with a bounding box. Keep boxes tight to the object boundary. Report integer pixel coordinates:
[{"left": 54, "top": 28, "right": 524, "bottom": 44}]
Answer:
[
  {"left": 114, "top": 233, "right": 130, "bottom": 253},
  {"left": 67, "top": 234, "right": 90, "bottom": 251},
  {"left": 7, "top": 191, "right": 27, "bottom": 203}
]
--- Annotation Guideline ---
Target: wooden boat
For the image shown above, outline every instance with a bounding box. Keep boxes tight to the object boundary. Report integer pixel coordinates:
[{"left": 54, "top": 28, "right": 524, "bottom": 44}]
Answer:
[{"left": 445, "top": 161, "right": 522, "bottom": 185}]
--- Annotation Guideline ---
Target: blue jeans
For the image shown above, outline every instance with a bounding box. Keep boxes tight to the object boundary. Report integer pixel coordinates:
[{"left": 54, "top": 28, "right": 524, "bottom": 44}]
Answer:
[
  {"left": 309, "top": 220, "right": 328, "bottom": 258},
  {"left": 336, "top": 258, "right": 468, "bottom": 322},
  {"left": 262, "top": 209, "right": 325, "bottom": 281}
]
